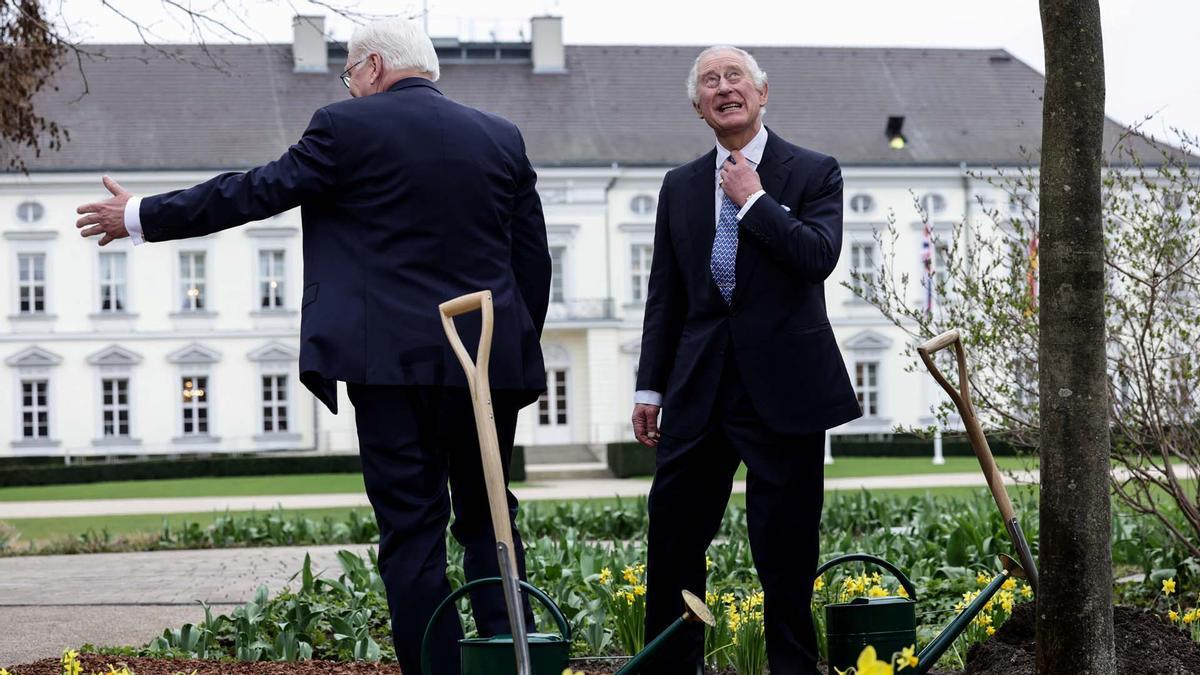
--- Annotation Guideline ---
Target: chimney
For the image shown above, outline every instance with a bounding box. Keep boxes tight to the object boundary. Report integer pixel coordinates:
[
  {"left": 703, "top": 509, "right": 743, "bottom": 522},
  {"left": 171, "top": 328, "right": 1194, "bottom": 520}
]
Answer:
[
  {"left": 531, "top": 16, "right": 566, "bottom": 74},
  {"left": 293, "top": 15, "right": 328, "bottom": 73}
]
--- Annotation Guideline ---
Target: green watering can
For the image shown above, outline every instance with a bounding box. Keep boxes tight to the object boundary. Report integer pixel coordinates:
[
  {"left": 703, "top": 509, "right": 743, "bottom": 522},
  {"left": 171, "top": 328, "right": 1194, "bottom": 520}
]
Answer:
[
  {"left": 420, "top": 578, "right": 714, "bottom": 675},
  {"left": 817, "top": 553, "right": 1026, "bottom": 674}
]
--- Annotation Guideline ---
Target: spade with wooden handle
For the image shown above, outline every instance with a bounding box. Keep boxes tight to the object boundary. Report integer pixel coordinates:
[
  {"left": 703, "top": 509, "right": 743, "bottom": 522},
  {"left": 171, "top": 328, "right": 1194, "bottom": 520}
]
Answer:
[
  {"left": 439, "top": 290, "right": 531, "bottom": 675},
  {"left": 917, "top": 328, "right": 1039, "bottom": 593}
]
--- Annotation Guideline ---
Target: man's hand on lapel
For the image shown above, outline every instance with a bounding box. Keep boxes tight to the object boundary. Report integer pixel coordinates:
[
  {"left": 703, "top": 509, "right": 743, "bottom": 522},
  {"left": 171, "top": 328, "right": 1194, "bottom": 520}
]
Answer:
[
  {"left": 76, "top": 176, "right": 132, "bottom": 246},
  {"left": 719, "top": 149, "right": 762, "bottom": 208}
]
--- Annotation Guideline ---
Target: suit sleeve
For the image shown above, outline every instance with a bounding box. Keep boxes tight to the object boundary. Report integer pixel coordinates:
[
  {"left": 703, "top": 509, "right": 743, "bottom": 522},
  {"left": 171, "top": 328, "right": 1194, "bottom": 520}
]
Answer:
[
  {"left": 140, "top": 108, "right": 339, "bottom": 242},
  {"left": 509, "top": 131, "right": 552, "bottom": 335},
  {"left": 636, "top": 178, "right": 687, "bottom": 395},
  {"left": 737, "top": 155, "right": 844, "bottom": 283}
]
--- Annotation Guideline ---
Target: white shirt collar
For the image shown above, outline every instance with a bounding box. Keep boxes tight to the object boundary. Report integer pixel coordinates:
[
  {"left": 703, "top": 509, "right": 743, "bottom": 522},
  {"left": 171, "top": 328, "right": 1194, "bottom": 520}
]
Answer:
[{"left": 715, "top": 124, "right": 769, "bottom": 169}]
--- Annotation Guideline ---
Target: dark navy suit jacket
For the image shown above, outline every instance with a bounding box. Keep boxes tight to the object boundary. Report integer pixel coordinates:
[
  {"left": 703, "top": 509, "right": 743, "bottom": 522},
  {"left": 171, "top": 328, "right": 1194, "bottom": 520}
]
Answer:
[
  {"left": 636, "top": 129, "right": 861, "bottom": 438},
  {"left": 140, "top": 79, "right": 552, "bottom": 413}
]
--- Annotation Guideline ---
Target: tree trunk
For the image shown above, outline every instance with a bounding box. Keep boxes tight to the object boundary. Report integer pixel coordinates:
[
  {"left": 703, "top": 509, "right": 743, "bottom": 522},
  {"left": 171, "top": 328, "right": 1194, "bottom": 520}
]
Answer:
[{"left": 1037, "top": 1, "right": 1114, "bottom": 672}]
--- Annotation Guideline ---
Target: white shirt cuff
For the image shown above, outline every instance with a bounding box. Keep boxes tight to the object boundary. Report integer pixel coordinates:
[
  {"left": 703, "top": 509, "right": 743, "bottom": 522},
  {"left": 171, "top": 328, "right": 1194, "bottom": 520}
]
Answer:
[
  {"left": 735, "top": 190, "right": 766, "bottom": 220},
  {"left": 634, "top": 390, "right": 663, "bottom": 406},
  {"left": 124, "top": 196, "right": 145, "bottom": 246}
]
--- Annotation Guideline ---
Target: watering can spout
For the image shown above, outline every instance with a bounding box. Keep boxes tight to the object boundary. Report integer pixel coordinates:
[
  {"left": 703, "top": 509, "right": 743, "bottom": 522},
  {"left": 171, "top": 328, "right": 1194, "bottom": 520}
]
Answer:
[
  {"left": 614, "top": 590, "right": 715, "bottom": 675},
  {"left": 914, "top": 555, "right": 1025, "bottom": 674}
]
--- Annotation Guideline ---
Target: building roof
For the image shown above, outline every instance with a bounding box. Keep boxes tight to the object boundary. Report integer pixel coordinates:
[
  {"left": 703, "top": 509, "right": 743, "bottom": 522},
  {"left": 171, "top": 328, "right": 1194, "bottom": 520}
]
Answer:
[{"left": 11, "top": 42, "right": 1169, "bottom": 172}]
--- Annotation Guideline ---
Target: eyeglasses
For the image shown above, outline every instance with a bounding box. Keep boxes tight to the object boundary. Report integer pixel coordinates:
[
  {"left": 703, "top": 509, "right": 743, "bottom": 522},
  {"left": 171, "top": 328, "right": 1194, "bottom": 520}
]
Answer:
[{"left": 340, "top": 58, "right": 366, "bottom": 88}]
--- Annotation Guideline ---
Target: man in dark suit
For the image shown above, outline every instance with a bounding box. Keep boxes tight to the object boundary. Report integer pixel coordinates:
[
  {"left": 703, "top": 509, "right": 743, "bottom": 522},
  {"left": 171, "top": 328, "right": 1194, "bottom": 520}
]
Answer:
[
  {"left": 75, "top": 18, "right": 550, "bottom": 674},
  {"left": 631, "top": 45, "right": 861, "bottom": 674}
]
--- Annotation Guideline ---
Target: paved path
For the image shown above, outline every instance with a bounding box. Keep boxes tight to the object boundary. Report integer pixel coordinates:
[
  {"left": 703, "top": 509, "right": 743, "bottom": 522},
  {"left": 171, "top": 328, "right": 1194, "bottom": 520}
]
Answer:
[
  {"left": 0, "top": 545, "right": 373, "bottom": 667},
  {"left": 0, "top": 471, "right": 1042, "bottom": 520}
]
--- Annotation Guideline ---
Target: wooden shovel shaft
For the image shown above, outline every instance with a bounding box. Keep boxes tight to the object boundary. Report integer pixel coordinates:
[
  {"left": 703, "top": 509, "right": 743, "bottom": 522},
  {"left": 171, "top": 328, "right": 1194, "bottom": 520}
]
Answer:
[
  {"left": 438, "top": 291, "right": 531, "bottom": 673},
  {"left": 917, "top": 330, "right": 1015, "bottom": 523},
  {"left": 918, "top": 329, "right": 1039, "bottom": 592}
]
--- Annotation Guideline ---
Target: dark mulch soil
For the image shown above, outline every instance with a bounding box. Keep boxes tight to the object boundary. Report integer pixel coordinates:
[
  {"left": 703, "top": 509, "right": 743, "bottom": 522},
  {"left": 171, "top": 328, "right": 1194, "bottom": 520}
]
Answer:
[{"left": 963, "top": 602, "right": 1200, "bottom": 675}]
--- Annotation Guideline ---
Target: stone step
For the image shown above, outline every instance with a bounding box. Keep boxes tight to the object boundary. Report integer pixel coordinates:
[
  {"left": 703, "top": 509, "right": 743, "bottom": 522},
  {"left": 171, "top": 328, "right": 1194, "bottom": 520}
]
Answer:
[
  {"left": 524, "top": 461, "right": 613, "bottom": 481},
  {"left": 523, "top": 443, "right": 601, "bottom": 464}
]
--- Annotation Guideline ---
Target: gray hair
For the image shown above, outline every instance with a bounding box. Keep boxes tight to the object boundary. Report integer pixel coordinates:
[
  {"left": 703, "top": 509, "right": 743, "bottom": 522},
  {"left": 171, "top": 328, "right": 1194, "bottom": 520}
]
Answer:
[
  {"left": 686, "top": 45, "right": 767, "bottom": 105},
  {"left": 348, "top": 18, "right": 440, "bottom": 82}
]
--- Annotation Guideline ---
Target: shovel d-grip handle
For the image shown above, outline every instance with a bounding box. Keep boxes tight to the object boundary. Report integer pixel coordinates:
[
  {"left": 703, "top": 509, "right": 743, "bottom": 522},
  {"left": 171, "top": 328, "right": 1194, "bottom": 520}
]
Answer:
[
  {"left": 420, "top": 577, "right": 572, "bottom": 675},
  {"left": 814, "top": 553, "right": 919, "bottom": 601}
]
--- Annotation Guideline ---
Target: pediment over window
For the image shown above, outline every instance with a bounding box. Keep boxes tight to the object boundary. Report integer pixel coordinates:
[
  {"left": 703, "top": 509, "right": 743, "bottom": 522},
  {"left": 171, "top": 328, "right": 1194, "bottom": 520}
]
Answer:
[
  {"left": 543, "top": 343, "right": 571, "bottom": 367},
  {"left": 843, "top": 330, "right": 893, "bottom": 351},
  {"left": 4, "top": 346, "right": 62, "bottom": 367},
  {"left": 247, "top": 342, "right": 298, "bottom": 362},
  {"left": 166, "top": 343, "right": 221, "bottom": 365},
  {"left": 86, "top": 345, "right": 143, "bottom": 366},
  {"left": 619, "top": 338, "right": 642, "bottom": 355}
]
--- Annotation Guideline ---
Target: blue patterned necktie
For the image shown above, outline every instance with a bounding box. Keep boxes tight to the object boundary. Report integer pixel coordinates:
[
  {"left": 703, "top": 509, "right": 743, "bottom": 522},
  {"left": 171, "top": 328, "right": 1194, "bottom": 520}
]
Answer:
[{"left": 711, "top": 165, "right": 740, "bottom": 305}]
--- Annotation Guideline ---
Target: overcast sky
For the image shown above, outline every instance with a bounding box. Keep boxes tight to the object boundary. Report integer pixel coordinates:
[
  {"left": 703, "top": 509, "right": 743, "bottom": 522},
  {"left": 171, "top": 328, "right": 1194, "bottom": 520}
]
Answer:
[{"left": 53, "top": 0, "right": 1200, "bottom": 140}]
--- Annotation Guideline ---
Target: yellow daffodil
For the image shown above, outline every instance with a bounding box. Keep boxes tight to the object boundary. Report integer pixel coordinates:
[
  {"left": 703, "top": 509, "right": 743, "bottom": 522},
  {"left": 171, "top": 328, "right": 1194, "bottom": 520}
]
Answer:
[
  {"left": 598, "top": 567, "right": 612, "bottom": 585},
  {"left": 814, "top": 576, "right": 826, "bottom": 592},
  {"left": 976, "top": 571, "right": 990, "bottom": 586},
  {"left": 1169, "top": 609, "right": 1180, "bottom": 622},
  {"left": 1184, "top": 609, "right": 1197, "bottom": 624},
  {"left": 633, "top": 584, "right": 646, "bottom": 596},
  {"left": 897, "top": 644, "right": 919, "bottom": 670},
  {"left": 986, "top": 626, "right": 996, "bottom": 636},
  {"left": 61, "top": 649, "right": 82, "bottom": 675},
  {"left": 1020, "top": 584, "right": 1033, "bottom": 599},
  {"left": 561, "top": 669, "right": 584, "bottom": 675},
  {"left": 1, "top": 668, "right": 10, "bottom": 675},
  {"left": 1163, "top": 578, "right": 1177, "bottom": 596},
  {"left": 868, "top": 585, "right": 889, "bottom": 598},
  {"left": 706, "top": 556, "right": 713, "bottom": 571},
  {"left": 897, "top": 585, "right": 909, "bottom": 598},
  {"left": 622, "top": 567, "right": 638, "bottom": 584},
  {"left": 1002, "top": 577, "right": 1017, "bottom": 591},
  {"left": 853, "top": 645, "right": 894, "bottom": 675}
]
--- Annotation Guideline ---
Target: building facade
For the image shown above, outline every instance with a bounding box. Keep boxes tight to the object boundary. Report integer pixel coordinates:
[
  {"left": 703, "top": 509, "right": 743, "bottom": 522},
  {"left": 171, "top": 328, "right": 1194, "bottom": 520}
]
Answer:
[{"left": 0, "top": 16, "right": 1154, "bottom": 460}]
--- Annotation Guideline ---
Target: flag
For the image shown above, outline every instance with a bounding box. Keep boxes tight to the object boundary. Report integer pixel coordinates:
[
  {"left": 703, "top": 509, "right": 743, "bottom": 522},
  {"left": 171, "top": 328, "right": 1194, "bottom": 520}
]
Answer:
[{"left": 921, "top": 221, "right": 935, "bottom": 313}]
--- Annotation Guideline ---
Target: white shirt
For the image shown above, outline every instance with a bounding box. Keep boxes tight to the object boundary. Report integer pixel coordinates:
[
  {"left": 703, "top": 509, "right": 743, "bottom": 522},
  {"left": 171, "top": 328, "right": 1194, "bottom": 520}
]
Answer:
[
  {"left": 635, "top": 126, "right": 769, "bottom": 407},
  {"left": 124, "top": 197, "right": 146, "bottom": 246}
]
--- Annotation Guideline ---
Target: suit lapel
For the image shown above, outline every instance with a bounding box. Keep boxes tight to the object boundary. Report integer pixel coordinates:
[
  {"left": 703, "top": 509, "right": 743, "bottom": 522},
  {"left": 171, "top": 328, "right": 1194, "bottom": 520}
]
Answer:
[
  {"left": 687, "top": 149, "right": 718, "bottom": 268},
  {"left": 732, "top": 131, "right": 794, "bottom": 305}
]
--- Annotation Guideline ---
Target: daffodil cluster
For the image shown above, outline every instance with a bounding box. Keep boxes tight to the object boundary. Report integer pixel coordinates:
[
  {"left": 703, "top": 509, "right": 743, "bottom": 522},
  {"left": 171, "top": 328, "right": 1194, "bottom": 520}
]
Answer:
[
  {"left": 594, "top": 563, "right": 647, "bottom": 655},
  {"left": 1158, "top": 575, "right": 1200, "bottom": 640},
  {"left": 835, "top": 571, "right": 907, "bottom": 603}
]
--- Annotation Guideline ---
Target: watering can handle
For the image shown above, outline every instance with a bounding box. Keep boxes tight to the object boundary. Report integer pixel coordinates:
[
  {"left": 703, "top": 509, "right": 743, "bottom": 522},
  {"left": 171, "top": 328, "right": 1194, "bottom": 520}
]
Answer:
[
  {"left": 813, "top": 553, "right": 919, "bottom": 602},
  {"left": 420, "top": 576, "right": 572, "bottom": 675}
]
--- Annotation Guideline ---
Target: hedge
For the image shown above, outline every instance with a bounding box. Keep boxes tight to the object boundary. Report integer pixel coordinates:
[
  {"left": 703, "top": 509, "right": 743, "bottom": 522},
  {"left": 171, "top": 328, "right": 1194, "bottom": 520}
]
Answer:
[{"left": 0, "top": 447, "right": 526, "bottom": 488}]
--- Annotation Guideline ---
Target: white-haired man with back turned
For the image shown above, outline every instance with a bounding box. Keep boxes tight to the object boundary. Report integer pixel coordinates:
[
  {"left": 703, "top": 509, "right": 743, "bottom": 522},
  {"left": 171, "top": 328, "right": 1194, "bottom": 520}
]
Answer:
[
  {"left": 631, "top": 45, "right": 861, "bottom": 674},
  {"left": 76, "top": 18, "right": 550, "bottom": 674}
]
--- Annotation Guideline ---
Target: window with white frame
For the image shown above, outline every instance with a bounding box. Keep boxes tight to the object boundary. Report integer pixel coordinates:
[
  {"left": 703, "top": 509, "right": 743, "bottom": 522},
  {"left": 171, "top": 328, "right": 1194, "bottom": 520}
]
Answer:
[
  {"left": 549, "top": 246, "right": 566, "bottom": 303},
  {"left": 180, "top": 375, "right": 209, "bottom": 435},
  {"left": 17, "top": 253, "right": 46, "bottom": 314},
  {"left": 538, "top": 369, "right": 569, "bottom": 426},
  {"left": 16, "top": 201, "right": 45, "bottom": 224},
  {"left": 21, "top": 379, "right": 50, "bottom": 439},
  {"left": 259, "top": 250, "right": 286, "bottom": 309},
  {"left": 920, "top": 192, "right": 947, "bottom": 216},
  {"left": 849, "top": 193, "right": 875, "bottom": 214},
  {"left": 179, "top": 252, "right": 207, "bottom": 311},
  {"left": 101, "top": 378, "right": 131, "bottom": 437},
  {"left": 849, "top": 242, "right": 877, "bottom": 301},
  {"left": 854, "top": 362, "right": 880, "bottom": 417},
  {"left": 261, "top": 374, "right": 289, "bottom": 433},
  {"left": 630, "top": 243, "right": 653, "bottom": 303},
  {"left": 98, "top": 252, "right": 127, "bottom": 313}
]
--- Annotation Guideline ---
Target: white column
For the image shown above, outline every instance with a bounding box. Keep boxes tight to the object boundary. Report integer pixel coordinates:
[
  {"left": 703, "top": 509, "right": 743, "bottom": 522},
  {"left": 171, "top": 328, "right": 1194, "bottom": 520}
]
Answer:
[
  {"left": 824, "top": 430, "right": 834, "bottom": 465},
  {"left": 933, "top": 427, "right": 946, "bottom": 465}
]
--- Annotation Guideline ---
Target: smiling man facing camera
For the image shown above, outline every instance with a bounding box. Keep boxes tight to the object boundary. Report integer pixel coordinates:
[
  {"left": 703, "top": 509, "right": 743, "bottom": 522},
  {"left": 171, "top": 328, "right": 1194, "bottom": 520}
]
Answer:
[{"left": 631, "top": 46, "right": 862, "bottom": 674}]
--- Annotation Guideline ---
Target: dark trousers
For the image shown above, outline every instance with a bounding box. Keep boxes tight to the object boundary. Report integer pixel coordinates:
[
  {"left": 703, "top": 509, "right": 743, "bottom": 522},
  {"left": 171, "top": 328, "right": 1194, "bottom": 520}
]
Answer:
[
  {"left": 641, "top": 352, "right": 826, "bottom": 675},
  {"left": 348, "top": 384, "right": 535, "bottom": 675}
]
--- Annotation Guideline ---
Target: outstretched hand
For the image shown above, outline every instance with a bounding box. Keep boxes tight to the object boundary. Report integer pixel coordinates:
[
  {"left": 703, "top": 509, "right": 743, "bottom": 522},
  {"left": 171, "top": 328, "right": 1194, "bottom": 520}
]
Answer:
[{"left": 76, "top": 176, "right": 132, "bottom": 246}]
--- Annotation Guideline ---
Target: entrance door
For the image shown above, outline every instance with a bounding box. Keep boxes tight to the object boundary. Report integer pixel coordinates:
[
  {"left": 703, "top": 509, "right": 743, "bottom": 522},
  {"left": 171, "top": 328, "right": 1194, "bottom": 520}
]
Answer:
[{"left": 536, "top": 368, "right": 571, "bottom": 444}]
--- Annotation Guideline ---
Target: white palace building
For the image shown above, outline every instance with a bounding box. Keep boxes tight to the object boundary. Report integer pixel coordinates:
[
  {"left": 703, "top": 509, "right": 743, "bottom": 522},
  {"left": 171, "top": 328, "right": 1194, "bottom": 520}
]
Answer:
[{"left": 0, "top": 17, "right": 1156, "bottom": 466}]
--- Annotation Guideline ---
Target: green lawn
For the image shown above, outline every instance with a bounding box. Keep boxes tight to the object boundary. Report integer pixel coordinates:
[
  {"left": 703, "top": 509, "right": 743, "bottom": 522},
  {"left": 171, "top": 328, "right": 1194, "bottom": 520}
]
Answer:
[{"left": 0, "top": 457, "right": 1038, "bottom": 503}]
